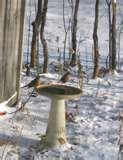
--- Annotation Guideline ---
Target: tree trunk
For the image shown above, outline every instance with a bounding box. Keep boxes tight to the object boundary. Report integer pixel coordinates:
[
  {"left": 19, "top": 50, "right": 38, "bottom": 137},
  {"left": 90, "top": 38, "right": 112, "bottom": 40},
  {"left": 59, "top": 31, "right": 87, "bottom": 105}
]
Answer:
[
  {"left": 30, "top": 22, "right": 37, "bottom": 67},
  {"left": 30, "top": 0, "right": 42, "bottom": 68},
  {"left": 92, "top": 0, "right": 100, "bottom": 79},
  {"left": 106, "top": 0, "right": 112, "bottom": 70},
  {"left": 0, "top": 0, "right": 25, "bottom": 104},
  {"left": 109, "top": 4, "right": 112, "bottom": 70},
  {"left": 62, "top": 0, "right": 67, "bottom": 65},
  {"left": 70, "top": 0, "right": 80, "bottom": 67},
  {"left": 112, "top": 0, "right": 117, "bottom": 71},
  {"left": 40, "top": 0, "right": 49, "bottom": 73}
]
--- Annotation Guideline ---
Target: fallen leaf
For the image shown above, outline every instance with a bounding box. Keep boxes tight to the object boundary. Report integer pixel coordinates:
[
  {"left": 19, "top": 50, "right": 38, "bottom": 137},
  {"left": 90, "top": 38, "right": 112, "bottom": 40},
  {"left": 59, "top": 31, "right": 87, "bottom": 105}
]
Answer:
[
  {"left": 58, "top": 137, "right": 66, "bottom": 144},
  {"left": 0, "top": 112, "right": 6, "bottom": 116}
]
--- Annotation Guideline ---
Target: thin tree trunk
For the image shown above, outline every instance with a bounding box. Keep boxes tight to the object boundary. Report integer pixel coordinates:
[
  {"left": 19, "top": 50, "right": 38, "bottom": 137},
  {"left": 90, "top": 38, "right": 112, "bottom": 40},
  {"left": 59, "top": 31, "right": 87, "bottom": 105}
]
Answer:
[
  {"left": 30, "top": 22, "right": 37, "bottom": 67},
  {"left": 63, "top": 0, "right": 66, "bottom": 65},
  {"left": 106, "top": 0, "right": 112, "bottom": 70},
  {"left": 108, "top": 4, "right": 112, "bottom": 70},
  {"left": 40, "top": 0, "right": 48, "bottom": 73},
  {"left": 112, "top": 0, "right": 117, "bottom": 71},
  {"left": 92, "top": 0, "right": 100, "bottom": 79},
  {"left": 30, "top": 0, "right": 42, "bottom": 68},
  {"left": 70, "top": 0, "right": 80, "bottom": 66}
]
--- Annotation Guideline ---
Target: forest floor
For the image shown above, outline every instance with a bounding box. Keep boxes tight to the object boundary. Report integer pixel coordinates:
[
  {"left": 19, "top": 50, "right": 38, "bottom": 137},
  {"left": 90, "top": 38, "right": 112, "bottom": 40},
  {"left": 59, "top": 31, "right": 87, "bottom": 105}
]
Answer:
[{"left": 0, "top": 69, "right": 122, "bottom": 160}]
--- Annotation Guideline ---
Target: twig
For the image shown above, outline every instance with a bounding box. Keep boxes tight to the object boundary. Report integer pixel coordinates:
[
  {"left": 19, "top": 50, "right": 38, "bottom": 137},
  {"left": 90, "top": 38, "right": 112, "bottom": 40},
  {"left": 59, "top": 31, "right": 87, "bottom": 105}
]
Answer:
[
  {"left": 8, "top": 89, "right": 35, "bottom": 115},
  {"left": 1, "top": 138, "right": 12, "bottom": 160}
]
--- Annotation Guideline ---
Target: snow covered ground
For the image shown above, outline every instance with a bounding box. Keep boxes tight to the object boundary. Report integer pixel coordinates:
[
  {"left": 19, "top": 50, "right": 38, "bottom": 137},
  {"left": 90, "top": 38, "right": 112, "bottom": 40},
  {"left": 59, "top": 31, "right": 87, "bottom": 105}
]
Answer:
[
  {"left": 0, "top": 0, "right": 123, "bottom": 160},
  {"left": 0, "top": 71, "right": 123, "bottom": 159}
]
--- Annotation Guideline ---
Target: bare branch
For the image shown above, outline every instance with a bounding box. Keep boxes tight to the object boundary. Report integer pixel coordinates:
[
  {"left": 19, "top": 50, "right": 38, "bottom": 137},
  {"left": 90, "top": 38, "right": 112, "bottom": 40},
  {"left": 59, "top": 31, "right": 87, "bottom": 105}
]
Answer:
[{"left": 105, "top": 0, "right": 111, "bottom": 5}]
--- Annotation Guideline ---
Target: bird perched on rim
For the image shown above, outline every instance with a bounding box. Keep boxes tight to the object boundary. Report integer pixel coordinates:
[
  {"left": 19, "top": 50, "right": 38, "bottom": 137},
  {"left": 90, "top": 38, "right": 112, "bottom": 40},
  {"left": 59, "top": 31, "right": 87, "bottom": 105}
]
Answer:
[
  {"left": 59, "top": 71, "right": 71, "bottom": 83},
  {"left": 21, "top": 76, "right": 43, "bottom": 89}
]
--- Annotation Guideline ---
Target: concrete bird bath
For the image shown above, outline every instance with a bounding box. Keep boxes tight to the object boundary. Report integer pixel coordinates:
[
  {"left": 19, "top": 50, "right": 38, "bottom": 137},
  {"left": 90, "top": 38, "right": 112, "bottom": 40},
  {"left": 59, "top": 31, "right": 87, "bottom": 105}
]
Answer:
[{"left": 37, "top": 84, "right": 82, "bottom": 148}]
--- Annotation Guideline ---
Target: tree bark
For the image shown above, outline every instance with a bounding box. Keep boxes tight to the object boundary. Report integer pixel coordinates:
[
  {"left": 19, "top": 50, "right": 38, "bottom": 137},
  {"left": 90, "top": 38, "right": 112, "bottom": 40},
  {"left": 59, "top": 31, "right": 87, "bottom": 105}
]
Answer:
[
  {"left": 70, "top": 0, "right": 80, "bottom": 67},
  {"left": 62, "top": 0, "right": 67, "bottom": 65},
  {"left": 92, "top": 0, "right": 100, "bottom": 79},
  {"left": 30, "top": 22, "right": 37, "bottom": 68},
  {"left": 106, "top": 0, "right": 112, "bottom": 70},
  {"left": 108, "top": 3, "right": 112, "bottom": 70},
  {"left": 30, "top": 0, "right": 42, "bottom": 68},
  {"left": 112, "top": 0, "right": 117, "bottom": 71},
  {"left": 40, "top": 0, "right": 49, "bottom": 73}
]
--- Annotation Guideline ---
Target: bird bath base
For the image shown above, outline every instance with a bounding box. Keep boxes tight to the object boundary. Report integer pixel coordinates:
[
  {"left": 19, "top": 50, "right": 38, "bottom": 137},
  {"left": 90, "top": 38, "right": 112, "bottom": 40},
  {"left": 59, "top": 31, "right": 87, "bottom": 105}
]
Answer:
[
  {"left": 45, "top": 98, "right": 66, "bottom": 147},
  {"left": 37, "top": 84, "right": 82, "bottom": 148}
]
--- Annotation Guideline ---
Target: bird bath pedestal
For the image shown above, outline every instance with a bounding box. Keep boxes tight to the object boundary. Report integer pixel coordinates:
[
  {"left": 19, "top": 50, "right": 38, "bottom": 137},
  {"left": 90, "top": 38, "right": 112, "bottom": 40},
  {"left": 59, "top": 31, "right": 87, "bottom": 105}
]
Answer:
[{"left": 38, "top": 84, "right": 82, "bottom": 148}]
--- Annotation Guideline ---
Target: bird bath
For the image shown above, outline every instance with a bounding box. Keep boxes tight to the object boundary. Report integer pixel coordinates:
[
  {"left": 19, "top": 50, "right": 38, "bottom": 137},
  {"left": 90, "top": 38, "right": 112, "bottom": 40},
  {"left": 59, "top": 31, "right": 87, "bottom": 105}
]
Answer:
[{"left": 37, "top": 84, "right": 82, "bottom": 148}]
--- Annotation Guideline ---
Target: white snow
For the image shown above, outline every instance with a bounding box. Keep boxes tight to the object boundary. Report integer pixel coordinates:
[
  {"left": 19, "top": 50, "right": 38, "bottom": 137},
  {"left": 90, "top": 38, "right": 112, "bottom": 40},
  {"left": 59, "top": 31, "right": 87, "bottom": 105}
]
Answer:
[{"left": 0, "top": 71, "right": 122, "bottom": 159}]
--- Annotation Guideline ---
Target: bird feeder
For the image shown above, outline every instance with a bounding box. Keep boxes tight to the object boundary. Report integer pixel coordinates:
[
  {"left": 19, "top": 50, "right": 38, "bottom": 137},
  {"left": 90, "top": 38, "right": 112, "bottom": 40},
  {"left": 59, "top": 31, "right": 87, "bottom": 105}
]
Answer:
[
  {"left": 0, "top": 1, "right": 25, "bottom": 105},
  {"left": 38, "top": 84, "right": 82, "bottom": 148}
]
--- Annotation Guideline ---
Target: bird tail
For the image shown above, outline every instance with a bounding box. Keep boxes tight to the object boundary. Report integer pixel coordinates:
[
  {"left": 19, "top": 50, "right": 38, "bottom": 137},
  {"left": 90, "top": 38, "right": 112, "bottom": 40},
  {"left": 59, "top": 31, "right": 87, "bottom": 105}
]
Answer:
[{"left": 21, "top": 84, "right": 29, "bottom": 88}]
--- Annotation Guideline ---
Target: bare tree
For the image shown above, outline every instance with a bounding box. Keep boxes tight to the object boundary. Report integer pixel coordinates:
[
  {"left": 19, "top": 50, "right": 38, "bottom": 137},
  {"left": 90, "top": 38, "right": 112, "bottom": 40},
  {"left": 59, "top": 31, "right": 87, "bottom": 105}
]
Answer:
[
  {"left": 111, "top": 0, "right": 117, "bottom": 71},
  {"left": 30, "top": 0, "right": 42, "bottom": 68},
  {"left": 30, "top": 0, "right": 49, "bottom": 73},
  {"left": 70, "top": 0, "right": 80, "bottom": 66},
  {"left": 62, "top": 0, "right": 67, "bottom": 65},
  {"left": 92, "top": 0, "right": 100, "bottom": 79},
  {"left": 105, "top": 0, "right": 112, "bottom": 70},
  {"left": 62, "top": 0, "right": 72, "bottom": 66},
  {"left": 105, "top": 0, "right": 117, "bottom": 72},
  {"left": 40, "top": 0, "right": 49, "bottom": 73}
]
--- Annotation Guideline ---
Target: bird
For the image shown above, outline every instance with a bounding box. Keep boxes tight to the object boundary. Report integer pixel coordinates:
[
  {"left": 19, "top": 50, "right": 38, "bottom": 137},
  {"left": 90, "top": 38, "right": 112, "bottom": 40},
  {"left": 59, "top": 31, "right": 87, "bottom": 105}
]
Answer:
[
  {"left": 21, "top": 76, "right": 43, "bottom": 89},
  {"left": 59, "top": 71, "right": 71, "bottom": 83}
]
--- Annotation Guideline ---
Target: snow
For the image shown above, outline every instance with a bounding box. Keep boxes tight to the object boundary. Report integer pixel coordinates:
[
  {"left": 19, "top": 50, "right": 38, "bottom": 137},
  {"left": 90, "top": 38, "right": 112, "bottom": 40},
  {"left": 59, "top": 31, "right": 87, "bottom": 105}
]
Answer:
[
  {"left": 0, "top": 71, "right": 122, "bottom": 159},
  {"left": 0, "top": 0, "right": 123, "bottom": 159}
]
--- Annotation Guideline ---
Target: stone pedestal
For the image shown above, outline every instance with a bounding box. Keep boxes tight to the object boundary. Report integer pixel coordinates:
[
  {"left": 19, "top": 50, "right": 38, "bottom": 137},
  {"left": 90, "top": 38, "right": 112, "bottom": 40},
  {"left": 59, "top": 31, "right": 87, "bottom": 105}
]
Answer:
[
  {"left": 38, "top": 84, "right": 82, "bottom": 148},
  {"left": 45, "top": 98, "right": 67, "bottom": 147}
]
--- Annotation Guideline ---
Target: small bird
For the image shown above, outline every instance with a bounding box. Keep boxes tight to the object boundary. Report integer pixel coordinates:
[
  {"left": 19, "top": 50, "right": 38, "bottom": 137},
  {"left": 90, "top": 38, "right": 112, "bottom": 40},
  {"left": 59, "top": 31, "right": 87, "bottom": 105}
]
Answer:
[
  {"left": 60, "top": 71, "right": 71, "bottom": 83},
  {"left": 22, "top": 76, "right": 43, "bottom": 89}
]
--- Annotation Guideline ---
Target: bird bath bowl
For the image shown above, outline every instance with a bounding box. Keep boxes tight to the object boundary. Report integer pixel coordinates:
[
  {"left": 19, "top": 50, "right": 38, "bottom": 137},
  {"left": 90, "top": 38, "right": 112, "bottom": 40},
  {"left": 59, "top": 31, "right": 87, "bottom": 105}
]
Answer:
[{"left": 37, "top": 84, "right": 82, "bottom": 148}]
